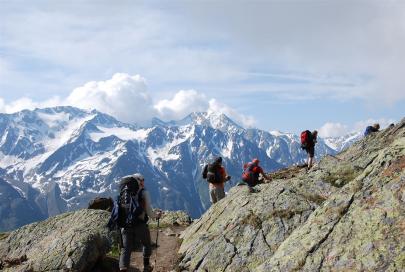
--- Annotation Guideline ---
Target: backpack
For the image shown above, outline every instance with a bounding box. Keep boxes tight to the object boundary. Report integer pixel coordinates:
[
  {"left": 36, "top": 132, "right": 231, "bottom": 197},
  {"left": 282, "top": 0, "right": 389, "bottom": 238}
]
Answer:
[
  {"left": 107, "top": 176, "right": 145, "bottom": 230},
  {"left": 242, "top": 163, "right": 259, "bottom": 186},
  {"left": 300, "top": 130, "right": 312, "bottom": 149},
  {"left": 204, "top": 163, "right": 222, "bottom": 184}
]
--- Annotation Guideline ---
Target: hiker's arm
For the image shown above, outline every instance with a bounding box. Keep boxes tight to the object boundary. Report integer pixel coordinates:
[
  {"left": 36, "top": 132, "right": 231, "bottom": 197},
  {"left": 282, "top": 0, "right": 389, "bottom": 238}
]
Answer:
[
  {"left": 223, "top": 168, "right": 231, "bottom": 182},
  {"left": 143, "top": 190, "right": 159, "bottom": 219},
  {"left": 260, "top": 169, "right": 271, "bottom": 181}
]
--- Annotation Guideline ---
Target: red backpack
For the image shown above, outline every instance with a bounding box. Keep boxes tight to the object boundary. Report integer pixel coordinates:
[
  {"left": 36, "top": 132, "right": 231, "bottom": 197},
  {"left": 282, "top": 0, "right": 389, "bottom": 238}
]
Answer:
[
  {"left": 300, "top": 130, "right": 312, "bottom": 148},
  {"left": 242, "top": 163, "right": 260, "bottom": 186}
]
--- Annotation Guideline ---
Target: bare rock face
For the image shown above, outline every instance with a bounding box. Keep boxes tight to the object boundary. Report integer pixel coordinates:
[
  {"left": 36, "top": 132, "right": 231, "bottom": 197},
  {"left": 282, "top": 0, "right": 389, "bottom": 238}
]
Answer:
[
  {"left": 178, "top": 119, "right": 405, "bottom": 271},
  {"left": 0, "top": 209, "right": 111, "bottom": 271}
]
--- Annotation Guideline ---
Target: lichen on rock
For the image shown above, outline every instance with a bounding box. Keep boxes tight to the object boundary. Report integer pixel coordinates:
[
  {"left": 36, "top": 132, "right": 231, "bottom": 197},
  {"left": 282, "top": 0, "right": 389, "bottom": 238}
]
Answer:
[
  {"left": 178, "top": 118, "right": 405, "bottom": 272},
  {"left": 0, "top": 209, "right": 111, "bottom": 272}
]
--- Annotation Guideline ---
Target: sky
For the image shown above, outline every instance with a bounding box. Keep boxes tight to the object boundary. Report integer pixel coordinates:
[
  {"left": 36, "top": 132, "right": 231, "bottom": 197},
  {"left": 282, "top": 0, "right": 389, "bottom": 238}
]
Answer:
[{"left": 0, "top": 0, "right": 403, "bottom": 137}]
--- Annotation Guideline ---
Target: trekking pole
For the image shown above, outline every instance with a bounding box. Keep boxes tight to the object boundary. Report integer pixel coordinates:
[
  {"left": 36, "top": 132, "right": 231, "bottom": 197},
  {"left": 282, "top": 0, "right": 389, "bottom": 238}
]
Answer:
[{"left": 154, "top": 217, "right": 160, "bottom": 268}]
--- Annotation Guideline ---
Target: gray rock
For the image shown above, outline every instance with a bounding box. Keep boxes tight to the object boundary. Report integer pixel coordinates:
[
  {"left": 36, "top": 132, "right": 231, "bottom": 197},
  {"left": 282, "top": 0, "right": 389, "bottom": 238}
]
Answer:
[
  {"left": 0, "top": 209, "right": 111, "bottom": 271},
  {"left": 178, "top": 118, "right": 405, "bottom": 272}
]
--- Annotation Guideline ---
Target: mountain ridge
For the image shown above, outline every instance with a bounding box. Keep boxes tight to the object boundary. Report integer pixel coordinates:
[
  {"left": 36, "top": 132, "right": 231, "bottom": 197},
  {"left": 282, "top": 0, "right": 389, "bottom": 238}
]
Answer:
[{"left": 0, "top": 106, "right": 353, "bottom": 231}]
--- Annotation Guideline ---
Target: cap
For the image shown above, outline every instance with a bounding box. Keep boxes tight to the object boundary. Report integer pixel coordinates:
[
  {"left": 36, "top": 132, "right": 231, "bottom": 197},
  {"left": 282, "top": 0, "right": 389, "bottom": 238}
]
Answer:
[{"left": 252, "top": 158, "right": 259, "bottom": 165}]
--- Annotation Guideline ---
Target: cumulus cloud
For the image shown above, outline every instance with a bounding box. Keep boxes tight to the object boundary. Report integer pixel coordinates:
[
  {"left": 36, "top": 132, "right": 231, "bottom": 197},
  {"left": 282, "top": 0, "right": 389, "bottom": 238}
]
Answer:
[
  {"left": 1, "top": 73, "right": 256, "bottom": 128},
  {"left": 154, "top": 90, "right": 209, "bottom": 121},
  {"left": 318, "top": 122, "right": 349, "bottom": 138},
  {"left": 66, "top": 73, "right": 155, "bottom": 124}
]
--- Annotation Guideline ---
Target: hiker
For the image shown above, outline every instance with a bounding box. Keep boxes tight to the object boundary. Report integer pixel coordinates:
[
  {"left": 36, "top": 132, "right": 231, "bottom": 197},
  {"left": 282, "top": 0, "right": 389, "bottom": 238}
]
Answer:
[
  {"left": 117, "top": 174, "right": 162, "bottom": 272},
  {"left": 300, "top": 130, "right": 318, "bottom": 170},
  {"left": 364, "top": 123, "right": 380, "bottom": 136},
  {"left": 241, "top": 158, "right": 271, "bottom": 187},
  {"left": 202, "top": 156, "right": 231, "bottom": 204}
]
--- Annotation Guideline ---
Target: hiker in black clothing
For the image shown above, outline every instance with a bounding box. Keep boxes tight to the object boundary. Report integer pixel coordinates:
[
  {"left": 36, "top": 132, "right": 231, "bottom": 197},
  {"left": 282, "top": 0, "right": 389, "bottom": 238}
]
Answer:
[
  {"left": 118, "top": 173, "right": 162, "bottom": 272},
  {"left": 364, "top": 123, "right": 380, "bottom": 136},
  {"left": 300, "top": 130, "right": 318, "bottom": 170}
]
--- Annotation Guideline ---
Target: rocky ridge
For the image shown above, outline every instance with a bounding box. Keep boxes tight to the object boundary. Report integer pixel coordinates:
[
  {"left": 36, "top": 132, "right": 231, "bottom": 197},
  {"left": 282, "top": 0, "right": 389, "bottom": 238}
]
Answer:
[
  {"left": 0, "top": 208, "right": 191, "bottom": 272},
  {"left": 0, "top": 209, "right": 111, "bottom": 271},
  {"left": 178, "top": 119, "right": 405, "bottom": 271}
]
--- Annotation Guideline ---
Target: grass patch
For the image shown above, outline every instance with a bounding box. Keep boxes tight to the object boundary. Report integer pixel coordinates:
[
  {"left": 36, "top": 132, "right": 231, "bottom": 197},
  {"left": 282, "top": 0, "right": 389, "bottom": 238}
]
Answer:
[{"left": 106, "top": 231, "right": 120, "bottom": 258}]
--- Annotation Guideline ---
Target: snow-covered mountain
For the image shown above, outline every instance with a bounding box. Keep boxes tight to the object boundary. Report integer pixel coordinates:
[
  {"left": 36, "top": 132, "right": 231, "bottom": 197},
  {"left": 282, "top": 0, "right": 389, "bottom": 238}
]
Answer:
[
  {"left": 323, "top": 132, "right": 363, "bottom": 152},
  {"left": 0, "top": 107, "right": 348, "bottom": 230}
]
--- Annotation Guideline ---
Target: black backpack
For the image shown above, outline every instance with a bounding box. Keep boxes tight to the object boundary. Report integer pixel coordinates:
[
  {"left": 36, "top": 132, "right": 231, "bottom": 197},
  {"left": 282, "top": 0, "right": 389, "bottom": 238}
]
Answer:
[
  {"left": 202, "top": 163, "right": 222, "bottom": 184},
  {"left": 107, "top": 176, "right": 145, "bottom": 230}
]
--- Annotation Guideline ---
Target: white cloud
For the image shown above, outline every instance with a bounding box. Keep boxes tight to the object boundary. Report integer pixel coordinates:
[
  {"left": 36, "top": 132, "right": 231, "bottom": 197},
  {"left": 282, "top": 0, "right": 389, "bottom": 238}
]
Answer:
[
  {"left": 154, "top": 90, "right": 209, "bottom": 121},
  {"left": 66, "top": 73, "right": 155, "bottom": 124},
  {"left": 1, "top": 73, "right": 256, "bottom": 128},
  {"left": 318, "top": 122, "right": 349, "bottom": 138}
]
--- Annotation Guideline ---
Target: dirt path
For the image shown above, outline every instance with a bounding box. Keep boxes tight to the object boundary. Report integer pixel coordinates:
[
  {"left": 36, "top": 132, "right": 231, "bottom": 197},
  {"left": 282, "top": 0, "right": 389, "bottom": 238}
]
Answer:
[{"left": 127, "top": 226, "right": 185, "bottom": 272}]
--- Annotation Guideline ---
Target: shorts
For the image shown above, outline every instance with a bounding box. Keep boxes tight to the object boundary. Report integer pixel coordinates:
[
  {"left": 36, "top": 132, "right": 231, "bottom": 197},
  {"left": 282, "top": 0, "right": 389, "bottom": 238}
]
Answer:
[{"left": 305, "top": 144, "right": 315, "bottom": 158}]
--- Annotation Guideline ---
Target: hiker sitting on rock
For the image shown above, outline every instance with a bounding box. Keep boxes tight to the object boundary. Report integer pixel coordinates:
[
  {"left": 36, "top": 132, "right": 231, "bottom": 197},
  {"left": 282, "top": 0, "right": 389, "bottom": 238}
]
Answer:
[
  {"left": 300, "top": 130, "right": 318, "bottom": 170},
  {"left": 202, "top": 156, "right": 231, "bottom": 204},
  {"left": 118, "top": 174, "right": 162, "bottom": 272},
  {"left": 241, "top": 158, "right": 271, "bottom": 187},
  {"left": 364, "top": 123, "right": 380, "bottom": 136}
]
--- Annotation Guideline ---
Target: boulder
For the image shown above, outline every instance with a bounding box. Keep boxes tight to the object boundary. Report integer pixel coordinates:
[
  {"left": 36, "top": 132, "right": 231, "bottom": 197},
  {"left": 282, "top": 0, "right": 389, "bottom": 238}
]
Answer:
[
  {"left": 88, "top": 197, "right": 113, "bottom": 211},
  {"left": 0, "top": 209, "right": 111, "bottom": 271},
  {"left": 178, "top": 119, "right": 405, "bottom": 271}
]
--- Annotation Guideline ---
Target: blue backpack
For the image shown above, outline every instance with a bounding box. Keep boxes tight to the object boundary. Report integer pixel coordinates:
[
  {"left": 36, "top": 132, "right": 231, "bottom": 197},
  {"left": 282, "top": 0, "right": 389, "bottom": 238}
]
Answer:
[{"left": 107, "top": 177, "right": 145, "bottom": 230}]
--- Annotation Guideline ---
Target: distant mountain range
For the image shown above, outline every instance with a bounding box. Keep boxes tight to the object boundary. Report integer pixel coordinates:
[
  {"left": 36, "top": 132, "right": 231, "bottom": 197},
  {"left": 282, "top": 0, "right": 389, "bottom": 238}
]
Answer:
[{"left": 0, "top": 106, "right": 361, "bottom": 231}]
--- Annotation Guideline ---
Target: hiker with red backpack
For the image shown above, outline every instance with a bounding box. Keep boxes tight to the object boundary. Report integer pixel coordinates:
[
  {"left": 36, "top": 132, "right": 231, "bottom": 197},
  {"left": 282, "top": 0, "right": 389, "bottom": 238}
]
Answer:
[
  {"left": 108, "top": 174, "right": 162, "bottom": 272},
  {"left": 300, "top": 130, "right": 318, "bottom": 170},
  {"left": 241, "top": 158, "right": 271, "bottom": 187},
  {"left": 202, "top": 157, "right": 231, "bottom": 204}
]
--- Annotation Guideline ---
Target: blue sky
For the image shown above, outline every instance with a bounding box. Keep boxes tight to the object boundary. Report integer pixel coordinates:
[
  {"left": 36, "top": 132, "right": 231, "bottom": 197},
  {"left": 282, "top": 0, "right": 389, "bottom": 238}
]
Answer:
[{"left": 0, "top": 1, "right": 404, "bottom": 137}]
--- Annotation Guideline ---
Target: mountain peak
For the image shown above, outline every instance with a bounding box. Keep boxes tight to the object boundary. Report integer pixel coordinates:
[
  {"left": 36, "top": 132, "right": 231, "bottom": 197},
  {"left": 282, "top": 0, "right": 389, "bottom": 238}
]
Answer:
[{"left": 176, "top": 112, "right": 244, "bottom": 133}]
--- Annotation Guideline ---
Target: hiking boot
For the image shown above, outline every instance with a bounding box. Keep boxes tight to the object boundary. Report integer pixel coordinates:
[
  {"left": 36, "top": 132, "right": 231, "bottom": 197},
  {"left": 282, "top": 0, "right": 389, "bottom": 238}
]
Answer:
[{"left": 143, "top": 257, "right": 153, "bottom": 272}]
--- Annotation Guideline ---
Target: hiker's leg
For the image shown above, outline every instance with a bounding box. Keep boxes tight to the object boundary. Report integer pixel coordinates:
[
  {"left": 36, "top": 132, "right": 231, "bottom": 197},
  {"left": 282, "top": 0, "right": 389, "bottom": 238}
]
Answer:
[
  {"left": 138, "top": 223, "right": 153, "bottom": 271},
  {"left": 216, "top": 188, "right": 225, "bottom": 201},
  {"left": 209, "top": 188, "right": 217, "bottom": 203},
  {"left": 308, "top": 157, "right": 313, "bottom": 169},
  {"left": 308, "top": 145, "right": 315, "bottom": 169},
  {"left": 139, "top": 223, "right": 152, "bottom": 259},
  {"left": 119, "top": 228, "right": 134, "bottom": 270}
]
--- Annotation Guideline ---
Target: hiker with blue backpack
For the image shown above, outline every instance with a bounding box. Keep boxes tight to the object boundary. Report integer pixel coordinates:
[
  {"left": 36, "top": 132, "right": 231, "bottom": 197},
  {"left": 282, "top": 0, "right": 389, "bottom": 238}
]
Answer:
[
  {"left": 202, "top": 157, "right": 231, "bottom": 204},
  {"left": 364, "top": 123, "right": 380, "bottom": 136},
  {"left": 108, "top": 174, "right": 162, "bottom": 272},
  {"left": 241, "top": 158, "right": 271, "bottom": 188},
  {"left": 300, "top": 130, "right": 318, "bottom": 170}
]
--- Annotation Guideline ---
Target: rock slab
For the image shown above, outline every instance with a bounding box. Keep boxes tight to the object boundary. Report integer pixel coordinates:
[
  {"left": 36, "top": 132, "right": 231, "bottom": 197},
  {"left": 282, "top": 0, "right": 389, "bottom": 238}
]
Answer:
[
  {"left": 0, "top": 209, "right": 111, "bottom": 271},
  {"left": 178, "top": 119, "right": 405, "bottom": 271}
]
